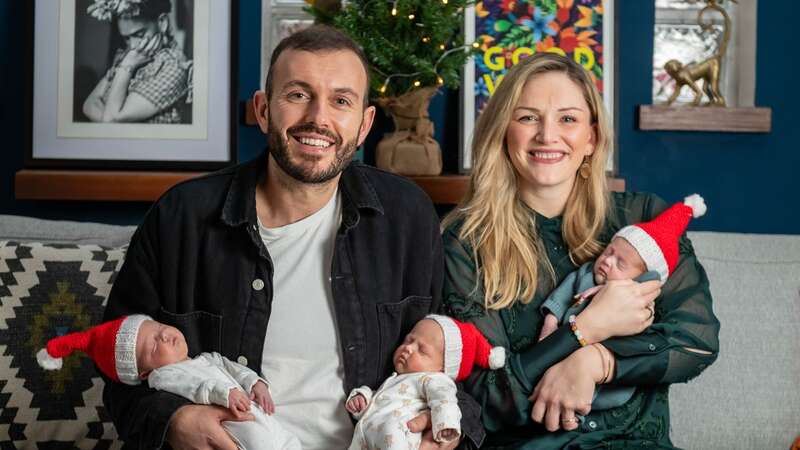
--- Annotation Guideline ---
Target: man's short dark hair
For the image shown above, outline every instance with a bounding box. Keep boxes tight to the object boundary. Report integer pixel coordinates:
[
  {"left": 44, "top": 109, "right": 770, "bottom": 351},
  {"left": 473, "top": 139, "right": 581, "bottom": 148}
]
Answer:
[{"left": 264, "top": 24, "right": 371, "bottom": 107}]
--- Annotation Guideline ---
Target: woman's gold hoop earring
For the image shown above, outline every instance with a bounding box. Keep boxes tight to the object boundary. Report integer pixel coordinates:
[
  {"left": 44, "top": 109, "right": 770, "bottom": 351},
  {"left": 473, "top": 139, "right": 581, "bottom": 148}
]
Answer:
[{"left": 579, "top": 160, "right": 591, "bottom": 179}]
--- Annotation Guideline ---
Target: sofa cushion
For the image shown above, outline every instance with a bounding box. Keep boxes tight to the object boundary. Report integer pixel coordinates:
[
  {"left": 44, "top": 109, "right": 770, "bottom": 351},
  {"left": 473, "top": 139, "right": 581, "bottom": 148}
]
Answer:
[
  {"left": 0, "top": 215, "right": 136, "bottom": 248},
  {"left": 0, "top": 240, "right": 126, "bottom": 449},
  {"left": 670, "top": 232, "right": 800, "bottom": 449}
]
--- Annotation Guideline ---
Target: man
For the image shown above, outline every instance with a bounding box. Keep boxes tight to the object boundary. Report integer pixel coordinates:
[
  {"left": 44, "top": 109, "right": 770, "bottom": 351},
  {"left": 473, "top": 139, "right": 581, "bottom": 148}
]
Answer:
[{"left": 103, "top": 25, "right": 483, "bottom": 449}]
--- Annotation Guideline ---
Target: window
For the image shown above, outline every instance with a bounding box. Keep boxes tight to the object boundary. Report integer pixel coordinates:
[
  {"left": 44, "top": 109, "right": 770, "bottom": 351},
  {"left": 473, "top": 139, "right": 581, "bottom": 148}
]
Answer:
[{"left": 652, "top": 0, "right": 756, "bottom": 107}]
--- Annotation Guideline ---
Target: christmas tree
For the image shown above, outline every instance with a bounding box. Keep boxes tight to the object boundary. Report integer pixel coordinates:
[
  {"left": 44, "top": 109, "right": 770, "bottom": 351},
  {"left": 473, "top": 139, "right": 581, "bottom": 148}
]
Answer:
[{"left": 305, "top": 0, "right": 475, "bottom": 98}]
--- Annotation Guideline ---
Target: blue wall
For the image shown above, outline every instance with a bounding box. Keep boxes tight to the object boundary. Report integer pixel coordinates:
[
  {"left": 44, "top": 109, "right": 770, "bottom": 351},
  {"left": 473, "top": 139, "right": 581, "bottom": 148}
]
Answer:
[
  {"left": 1, "top": 1, "right": 797, "bottom": 233},
  {"left": 617, "top": 1, "right": 798, "bottom": 234}
]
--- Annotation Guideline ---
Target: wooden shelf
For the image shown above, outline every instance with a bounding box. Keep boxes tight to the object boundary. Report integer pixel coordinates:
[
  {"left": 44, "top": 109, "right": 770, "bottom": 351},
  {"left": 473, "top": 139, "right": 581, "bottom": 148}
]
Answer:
[
  {"left": 15, "top": 169, "right": 625, "bottom": 204},
  {"left": 15, "top": 170, "right": 205, "bottom": 202},
  {"left": 638, "top": 105, "right": 771, "bottom": 132}
]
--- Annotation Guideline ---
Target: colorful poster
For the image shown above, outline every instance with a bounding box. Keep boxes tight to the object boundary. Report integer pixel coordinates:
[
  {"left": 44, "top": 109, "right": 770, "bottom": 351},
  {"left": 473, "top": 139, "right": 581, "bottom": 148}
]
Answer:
[{"left": 461, "top": 0, "right": 613, "bottom": 172}]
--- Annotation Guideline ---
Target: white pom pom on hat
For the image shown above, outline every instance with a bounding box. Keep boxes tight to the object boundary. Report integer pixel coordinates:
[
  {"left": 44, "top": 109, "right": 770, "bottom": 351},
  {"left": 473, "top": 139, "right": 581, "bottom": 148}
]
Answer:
[{"left": 683, "top": 194, "right": 707, "bottom": 218}]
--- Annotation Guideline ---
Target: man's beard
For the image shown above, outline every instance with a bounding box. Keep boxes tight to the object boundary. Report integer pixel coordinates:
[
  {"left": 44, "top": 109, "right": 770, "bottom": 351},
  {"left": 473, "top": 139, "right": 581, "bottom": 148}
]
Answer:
[{"left": 267, "top": 120, "right": 359, "bottom": 184}]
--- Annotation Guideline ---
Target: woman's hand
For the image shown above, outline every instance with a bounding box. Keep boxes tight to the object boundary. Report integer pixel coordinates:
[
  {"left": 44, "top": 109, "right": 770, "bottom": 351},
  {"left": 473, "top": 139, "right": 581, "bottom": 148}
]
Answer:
[
  {"left": 120, "top": 33, "right": 162, "bottom": 71},
  {"left": 529, "top": 345, "right": 603, "bottom": 431},
  {"left": 576, "top": 279, "right": 660, "bottom": 344}
]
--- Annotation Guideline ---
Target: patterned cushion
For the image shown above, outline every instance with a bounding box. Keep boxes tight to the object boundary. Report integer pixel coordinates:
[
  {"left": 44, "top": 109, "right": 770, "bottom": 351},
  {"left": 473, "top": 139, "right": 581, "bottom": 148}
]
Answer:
[{"left": 0, "top": 241, "right": 126, "bottom": 449}]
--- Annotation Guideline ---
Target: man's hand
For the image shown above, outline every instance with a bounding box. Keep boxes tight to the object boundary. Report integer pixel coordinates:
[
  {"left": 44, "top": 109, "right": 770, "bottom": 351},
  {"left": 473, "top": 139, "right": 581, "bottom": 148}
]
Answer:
[
  {"left": 250, "top": 381, "right": 275, "bottom": 415},
  {"left": 408, "top": 411, "right": 460, "bottom": 450},
  {"left": 345, "top": 394, "right": 367, "bottom": 415},
  {"left": 228, "top": 388, "right": 251, "bottom": 419},
  {"left": 167, "top": 404, "right": 253, "bottom": 450}
]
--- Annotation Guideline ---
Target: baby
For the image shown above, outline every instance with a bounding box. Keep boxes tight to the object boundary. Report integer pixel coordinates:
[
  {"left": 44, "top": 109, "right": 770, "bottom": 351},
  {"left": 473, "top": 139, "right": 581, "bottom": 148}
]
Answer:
[
  {"left": 345, "top": 314, "right": 505, "bottom": 450},
  {"left": 536, "top": 236, "right": 661, "bottom": 342},
  {"left": 37, "top": 315, "right": 300, "bottom": 450},
  {"left": 537, "top": 194, "right": 706, "bottom": 410}
]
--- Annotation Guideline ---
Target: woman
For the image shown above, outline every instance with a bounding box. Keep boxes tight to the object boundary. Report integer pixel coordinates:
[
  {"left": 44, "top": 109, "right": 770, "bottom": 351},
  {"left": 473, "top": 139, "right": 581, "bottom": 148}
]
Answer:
[
  {"left": 82, "top": 0, "right": 191, "bottom": 124},
  {"left": 442, "top": 53, "right": 719, "bottom": 448}
]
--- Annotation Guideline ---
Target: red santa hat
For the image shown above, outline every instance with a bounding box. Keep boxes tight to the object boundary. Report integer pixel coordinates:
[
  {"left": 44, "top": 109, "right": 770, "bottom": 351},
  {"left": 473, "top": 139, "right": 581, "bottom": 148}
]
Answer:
[
  {"left": 613, "top": 194, "right": 707, "bottom": 283},
  {"left": 36, "top": 314, "right": 152, "bottom": 385},
  {"left": 425, "top": 314, "right": 506, "bottom": 381}
]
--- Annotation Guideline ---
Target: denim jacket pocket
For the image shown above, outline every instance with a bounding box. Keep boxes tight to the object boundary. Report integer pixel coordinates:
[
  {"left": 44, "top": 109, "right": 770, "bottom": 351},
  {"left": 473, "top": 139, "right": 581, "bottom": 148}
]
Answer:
[
  {"left": 156, "top": 308, "right": 223, "bottom": 356},
  {"left": 376, "top": 295, "right": 433, "bottom": 378}
]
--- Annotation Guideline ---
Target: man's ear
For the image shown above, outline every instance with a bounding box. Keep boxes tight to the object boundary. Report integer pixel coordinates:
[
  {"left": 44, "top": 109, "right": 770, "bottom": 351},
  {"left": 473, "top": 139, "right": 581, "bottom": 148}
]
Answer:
[
  {"left": 357, "top": 105, "right": 376, "bottom": 146},
  {"left": 253, "top": 90, "right": 270, "bottom": 134}
]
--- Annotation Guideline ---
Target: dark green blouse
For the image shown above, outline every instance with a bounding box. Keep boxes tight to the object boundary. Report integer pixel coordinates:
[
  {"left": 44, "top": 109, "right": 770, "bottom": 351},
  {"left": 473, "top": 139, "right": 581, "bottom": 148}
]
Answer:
[{"left": 442, "top": 192, "right": 720, "bottom": 449}]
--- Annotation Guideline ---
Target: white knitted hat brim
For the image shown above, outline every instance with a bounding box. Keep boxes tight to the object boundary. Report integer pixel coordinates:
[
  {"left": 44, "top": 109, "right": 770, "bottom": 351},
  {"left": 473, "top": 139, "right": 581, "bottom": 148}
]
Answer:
[
  {"left": 425, "top": 314, "right": 462, "bottom": 380},
  {"left": 115, "top": 314, "right": 152, "bottom": 385},
  {"left": 614, "top": 226, "right": 668, "bottom": 283}
]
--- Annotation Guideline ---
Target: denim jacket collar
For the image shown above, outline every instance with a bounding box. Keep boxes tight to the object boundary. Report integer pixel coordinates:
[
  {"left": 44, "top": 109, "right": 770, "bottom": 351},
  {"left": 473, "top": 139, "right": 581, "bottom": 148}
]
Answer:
[{"left": 220, "top": 151, "right": 384, "bottom": 229}]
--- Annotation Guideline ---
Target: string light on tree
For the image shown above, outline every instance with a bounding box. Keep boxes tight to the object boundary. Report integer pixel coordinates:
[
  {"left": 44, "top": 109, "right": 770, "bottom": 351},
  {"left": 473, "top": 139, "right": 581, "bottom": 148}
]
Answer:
[{"left": 305, "top": 0, "right": 476, "bottom": 97}]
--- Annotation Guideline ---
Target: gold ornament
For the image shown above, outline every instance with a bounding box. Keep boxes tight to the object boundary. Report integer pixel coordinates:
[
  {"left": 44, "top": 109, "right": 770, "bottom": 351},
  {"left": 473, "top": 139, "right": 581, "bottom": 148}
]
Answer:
[
  {"left": 664, "top": 0, "right": 735, "bottom": 107},
  {"left": 579, "top": 160, "right": 591, "bottom": 179}
]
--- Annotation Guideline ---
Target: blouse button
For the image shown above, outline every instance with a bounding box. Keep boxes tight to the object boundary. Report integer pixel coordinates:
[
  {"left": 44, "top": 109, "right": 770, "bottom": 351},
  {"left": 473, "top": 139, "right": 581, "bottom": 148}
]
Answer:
[
  {"left": 588, "top": 420, "right": 597, "bottom": 429},
  {"left": 252, "top": 279, "right": 265, "bottom": 291},
  {"left": 237, "top": 355, "right": 248, "bottom": 366},
  {"left": 648, "top": 344, "right": 656, "bottom": 351}
]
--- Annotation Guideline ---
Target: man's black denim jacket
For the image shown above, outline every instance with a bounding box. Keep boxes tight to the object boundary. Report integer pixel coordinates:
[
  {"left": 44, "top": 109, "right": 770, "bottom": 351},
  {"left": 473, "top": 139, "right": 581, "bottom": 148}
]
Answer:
[{"left": 102, "top": 152, "right": 484, "bottom": 449}]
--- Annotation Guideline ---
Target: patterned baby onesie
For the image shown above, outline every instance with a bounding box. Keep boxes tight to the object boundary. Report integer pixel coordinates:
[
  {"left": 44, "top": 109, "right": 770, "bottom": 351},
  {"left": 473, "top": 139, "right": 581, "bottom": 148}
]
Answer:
[
  {"left": 148, "top": 352, "right": 300, "bottom": 450},
  {"left": 347, "top": 372, "right": 461, "bottom": 450}
]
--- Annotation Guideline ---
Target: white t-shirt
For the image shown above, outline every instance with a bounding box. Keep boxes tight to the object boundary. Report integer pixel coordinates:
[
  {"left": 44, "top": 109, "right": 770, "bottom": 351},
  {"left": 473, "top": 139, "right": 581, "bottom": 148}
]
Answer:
[{"left": 259, "top": 190, "right": 352, "bottom": 450}]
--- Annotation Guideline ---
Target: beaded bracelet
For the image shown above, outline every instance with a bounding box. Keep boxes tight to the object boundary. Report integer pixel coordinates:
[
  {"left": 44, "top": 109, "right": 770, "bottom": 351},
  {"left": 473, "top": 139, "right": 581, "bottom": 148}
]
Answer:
[{"left": 568, "top": 314, "right": 587, "bottom": 347}]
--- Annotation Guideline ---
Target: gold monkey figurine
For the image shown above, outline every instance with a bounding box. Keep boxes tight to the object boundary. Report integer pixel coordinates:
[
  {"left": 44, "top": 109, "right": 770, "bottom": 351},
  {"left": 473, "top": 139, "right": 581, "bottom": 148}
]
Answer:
[
  {"left": 663, "top": 58, "right": 724, "bottom": 106},
  {"left": 664, "top": 0, "right": 735, "bottom": 107}
]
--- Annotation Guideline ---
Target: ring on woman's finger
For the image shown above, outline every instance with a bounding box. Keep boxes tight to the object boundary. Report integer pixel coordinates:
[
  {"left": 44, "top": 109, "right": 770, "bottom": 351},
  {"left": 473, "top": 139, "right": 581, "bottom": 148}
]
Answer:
[{"left": 561, "top": 417, "right": 578, "bottom": 424}]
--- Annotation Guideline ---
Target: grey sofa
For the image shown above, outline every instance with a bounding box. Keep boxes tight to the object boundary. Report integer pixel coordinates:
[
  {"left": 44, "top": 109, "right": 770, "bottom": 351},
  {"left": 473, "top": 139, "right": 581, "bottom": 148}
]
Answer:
[{"left": 0, "top": 214, "right": 797, "bottom": 449}]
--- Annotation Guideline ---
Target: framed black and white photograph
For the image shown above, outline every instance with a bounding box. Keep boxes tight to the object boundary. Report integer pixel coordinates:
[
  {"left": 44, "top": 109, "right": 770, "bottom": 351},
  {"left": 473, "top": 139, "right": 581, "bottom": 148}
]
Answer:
[
  {"left": 260, "top": 0, "right": 313, "bottom": 88},
  {"left": 460, "top": 0, "right": 615, "bottom": 173},
  {"left": 26, "top": 0, "right": 237, "bottom": 170}
]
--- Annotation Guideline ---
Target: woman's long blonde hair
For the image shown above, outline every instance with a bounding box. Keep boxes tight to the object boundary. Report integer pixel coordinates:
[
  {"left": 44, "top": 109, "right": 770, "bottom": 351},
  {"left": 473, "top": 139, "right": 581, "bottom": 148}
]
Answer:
[{"left": 443, "top": 52, "right": 612, "bottom": 310}]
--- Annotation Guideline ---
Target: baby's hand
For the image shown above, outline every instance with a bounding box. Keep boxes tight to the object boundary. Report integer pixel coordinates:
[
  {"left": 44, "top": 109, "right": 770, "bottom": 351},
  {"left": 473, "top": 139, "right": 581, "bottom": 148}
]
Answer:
[
  {"left": 250, "top": 380, "right": 275, "bottom": 415},
  {"left": 538, "top": 313, "right": 559, "bottom": 342},
  {"left": 575, "top": 285, "right": 603, "bottom": 303},
  {"left": 228, "top": 388, "right": 251, "bottom": 419},
  {"left": 346, "top": 394, "right": 367, "bottom": 415}
]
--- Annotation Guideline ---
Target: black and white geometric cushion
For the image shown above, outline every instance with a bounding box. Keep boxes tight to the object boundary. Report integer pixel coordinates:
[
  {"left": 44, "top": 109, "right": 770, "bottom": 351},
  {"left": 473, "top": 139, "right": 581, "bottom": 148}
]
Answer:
[{"left": 0, "top": 240, "right": 126, "bottom": 449}]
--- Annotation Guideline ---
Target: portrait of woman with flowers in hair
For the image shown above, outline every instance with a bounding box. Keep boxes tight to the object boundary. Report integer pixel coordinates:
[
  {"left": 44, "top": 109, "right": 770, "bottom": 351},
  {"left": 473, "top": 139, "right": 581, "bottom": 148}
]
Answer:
[{"left": 77, "top": 0, "right": 193, "bottom": 124}]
